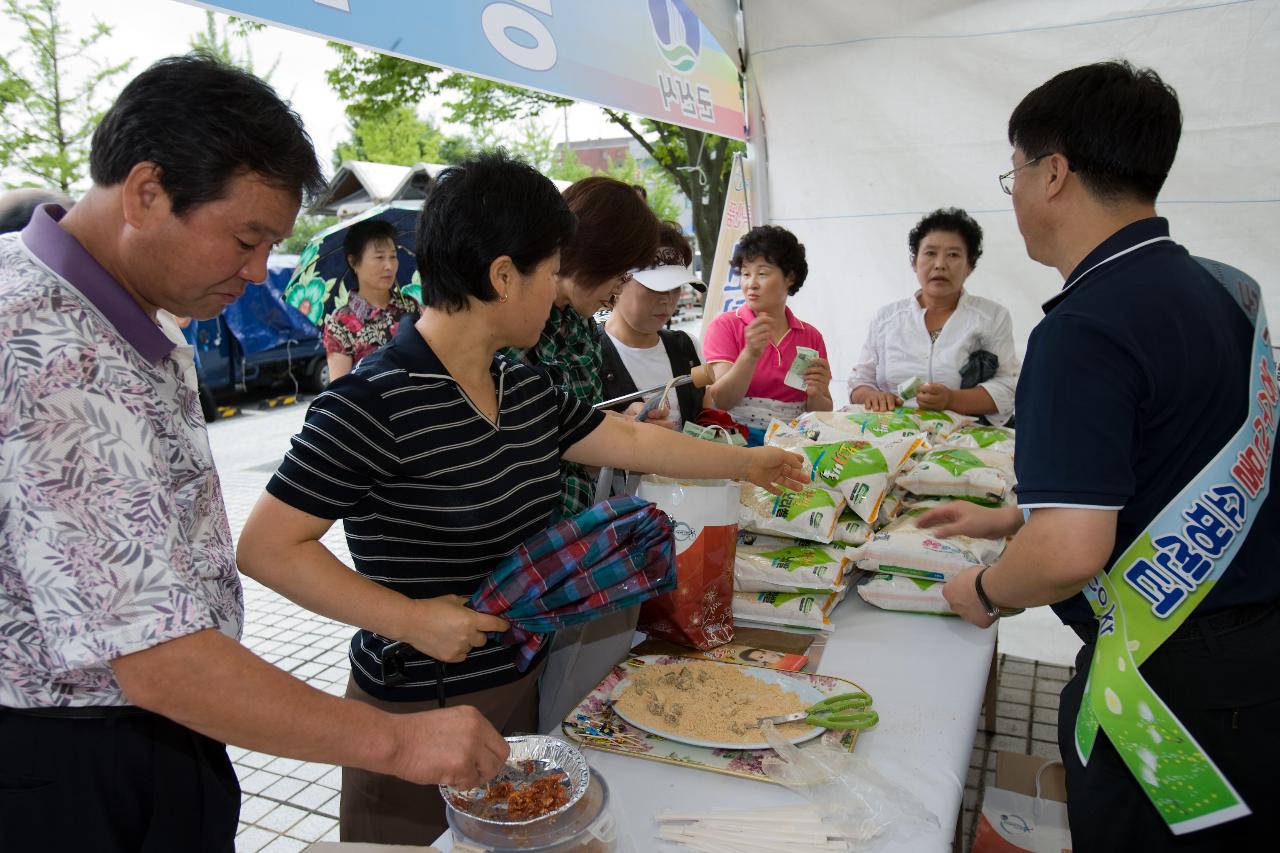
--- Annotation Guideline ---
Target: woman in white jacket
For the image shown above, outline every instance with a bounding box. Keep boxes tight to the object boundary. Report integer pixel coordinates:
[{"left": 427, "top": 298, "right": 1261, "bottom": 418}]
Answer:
[{"left": 848, "top": 208, "right": 1018, "bottom": 425}]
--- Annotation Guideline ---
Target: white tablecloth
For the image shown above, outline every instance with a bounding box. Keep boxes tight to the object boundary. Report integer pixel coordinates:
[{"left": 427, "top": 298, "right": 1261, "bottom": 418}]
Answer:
[{"left": 438, "top": 595, "right": 996, "bottom": 851}]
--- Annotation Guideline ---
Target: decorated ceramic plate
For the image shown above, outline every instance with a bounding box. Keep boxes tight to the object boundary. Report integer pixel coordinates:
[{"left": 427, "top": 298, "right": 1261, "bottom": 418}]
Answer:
[{"left": 607, "top": 659, "right": 826, "bottom": 750}]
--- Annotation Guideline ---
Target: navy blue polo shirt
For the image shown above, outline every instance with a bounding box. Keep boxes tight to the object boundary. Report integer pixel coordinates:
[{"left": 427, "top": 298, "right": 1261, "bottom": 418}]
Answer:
[{"left": 1015, "top": 218, "right": 1280, "bottom": 627}]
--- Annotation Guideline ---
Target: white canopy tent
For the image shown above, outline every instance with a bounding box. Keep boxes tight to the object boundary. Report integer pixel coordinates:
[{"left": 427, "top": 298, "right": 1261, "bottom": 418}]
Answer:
[{"left": 691, "top": 0, "right": 1279, "bottom": 387}]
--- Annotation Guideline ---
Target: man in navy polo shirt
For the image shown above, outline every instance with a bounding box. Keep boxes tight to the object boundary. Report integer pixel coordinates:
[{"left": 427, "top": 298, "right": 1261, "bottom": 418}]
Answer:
[{"left": 921, "top": 62, "right": 1279, "bottom": 850}]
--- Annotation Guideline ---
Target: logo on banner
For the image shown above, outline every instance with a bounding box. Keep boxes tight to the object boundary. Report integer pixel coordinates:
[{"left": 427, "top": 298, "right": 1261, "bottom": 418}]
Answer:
[
  {"left": 648, "top": 0, "right": 701, "bottom": 72},
  {"left": 648, "top": 0, "right": 714, "bottom": 123}
]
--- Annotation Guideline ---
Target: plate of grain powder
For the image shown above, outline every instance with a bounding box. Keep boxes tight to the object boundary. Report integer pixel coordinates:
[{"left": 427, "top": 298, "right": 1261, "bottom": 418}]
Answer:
[{"left": 609, "top": 659, "right": 826, "bottom": 749}]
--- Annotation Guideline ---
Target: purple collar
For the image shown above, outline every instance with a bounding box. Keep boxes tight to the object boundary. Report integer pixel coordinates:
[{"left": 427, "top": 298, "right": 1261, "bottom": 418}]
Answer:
[{"left": 20, "top": 204, "right": 174, "bottom": 362}]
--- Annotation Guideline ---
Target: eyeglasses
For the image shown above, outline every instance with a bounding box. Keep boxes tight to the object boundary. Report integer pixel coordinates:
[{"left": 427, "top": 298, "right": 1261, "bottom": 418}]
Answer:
[{"left": 998, "top": 153, "right": 1050, "bottom": 195}]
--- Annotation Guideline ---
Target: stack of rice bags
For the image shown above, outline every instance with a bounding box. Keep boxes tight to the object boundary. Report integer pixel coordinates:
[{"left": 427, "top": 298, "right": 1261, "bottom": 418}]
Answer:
[
  {"left": 733, "top": 410, "right": 925, "bottom": 630},
  {"left": 854, "top": 414, "right": 1018, "bottom": 616}
]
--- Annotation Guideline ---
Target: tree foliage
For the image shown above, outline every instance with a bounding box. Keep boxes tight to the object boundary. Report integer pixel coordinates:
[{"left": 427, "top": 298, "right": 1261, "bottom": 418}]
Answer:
[
  {"left": 188, "top": 11, "right": 279, "bottom": 82},
  {"left": 323, "top": 44, "right": 742, "bottom": 280},
  {"left": 0, "top": 0, "right": 131, "bottom": 192}
]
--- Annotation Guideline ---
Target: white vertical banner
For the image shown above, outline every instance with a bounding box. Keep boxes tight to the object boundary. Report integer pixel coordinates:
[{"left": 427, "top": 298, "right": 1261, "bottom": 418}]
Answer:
[{"left": 700, "top": 152, "right": 752, "bottom": 338}]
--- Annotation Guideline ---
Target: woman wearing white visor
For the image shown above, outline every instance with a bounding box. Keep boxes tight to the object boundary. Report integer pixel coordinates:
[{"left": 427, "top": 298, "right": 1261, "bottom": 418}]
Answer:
[{"left": 600, "top": 222, "right": 706, "bottom": 429}]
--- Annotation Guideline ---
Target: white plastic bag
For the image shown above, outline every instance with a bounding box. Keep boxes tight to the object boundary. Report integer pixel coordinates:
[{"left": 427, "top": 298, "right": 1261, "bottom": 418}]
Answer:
[{"left": 760, "top": 720, "right": 943, "bottom": 848}]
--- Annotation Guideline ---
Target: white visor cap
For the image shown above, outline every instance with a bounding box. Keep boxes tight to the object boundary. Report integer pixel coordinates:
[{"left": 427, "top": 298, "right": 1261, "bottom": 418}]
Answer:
[{"left": 629, "top": 262, "right": 705, "bottom": 293}]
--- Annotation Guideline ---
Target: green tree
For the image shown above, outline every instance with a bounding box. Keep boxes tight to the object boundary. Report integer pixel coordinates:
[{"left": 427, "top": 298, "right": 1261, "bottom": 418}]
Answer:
[
  {"left": 0, "top": 0, "right": 131, "bottom": 193},
  {"left": 333, "top": 106, "right": 451, "bottom": 169},
  {"left": 279, "top": 214, "right": 338, "bottom": 255},
  {"left": 324, "top": 44, "right": 742, "bottom": 280},
  {"left": 188, "top": 11, "right": 279, "bottom": 82}
]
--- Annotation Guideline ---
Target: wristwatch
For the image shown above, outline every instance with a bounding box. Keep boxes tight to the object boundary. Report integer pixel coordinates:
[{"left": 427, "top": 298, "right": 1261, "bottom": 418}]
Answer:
[{"left": 974, "top": 566, "right": 1002, "bottom": 619}]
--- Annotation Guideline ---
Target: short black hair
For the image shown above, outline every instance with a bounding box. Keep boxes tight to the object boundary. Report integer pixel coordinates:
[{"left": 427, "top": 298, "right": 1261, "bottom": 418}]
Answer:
[
  {"left": 909, "top": 208, "right": 983, "bottom": 269},
  {"left": 731, "top": 225, "right": 808, "bottom": 295},
  {"left": 415, "top": 150, "right": 575, "bottom": 314},
  {"left": 1008, "top": 61, "right": 1181, "bottom": 203},
  {"left": 344, "top": 219, "right": 398, "bottom": 288},
  {"left": 90, "top": 54, "right": 324, "bottom": 215}
]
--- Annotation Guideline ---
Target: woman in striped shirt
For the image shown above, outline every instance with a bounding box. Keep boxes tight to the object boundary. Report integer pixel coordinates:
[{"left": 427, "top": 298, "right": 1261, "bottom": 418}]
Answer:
[{"left": 237, "top": 152, "right": 806, "bottom": 845}]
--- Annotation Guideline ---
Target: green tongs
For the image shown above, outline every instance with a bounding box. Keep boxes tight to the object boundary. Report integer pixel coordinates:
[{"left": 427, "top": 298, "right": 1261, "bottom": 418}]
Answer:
[{"left": 754, "top": 691, "right": 879, "bottom": 730}]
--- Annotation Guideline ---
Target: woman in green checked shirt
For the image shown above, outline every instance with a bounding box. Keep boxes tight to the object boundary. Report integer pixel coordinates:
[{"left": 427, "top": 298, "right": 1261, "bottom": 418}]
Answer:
[{"left": 506, "top": 176, "right": 660, "bottom": 519}]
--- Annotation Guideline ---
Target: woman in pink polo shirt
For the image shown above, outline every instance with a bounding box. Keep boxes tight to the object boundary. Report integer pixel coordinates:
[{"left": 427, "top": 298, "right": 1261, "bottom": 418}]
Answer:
[{"left": 703, "top": 225, "right": 832, "bottom": 444}]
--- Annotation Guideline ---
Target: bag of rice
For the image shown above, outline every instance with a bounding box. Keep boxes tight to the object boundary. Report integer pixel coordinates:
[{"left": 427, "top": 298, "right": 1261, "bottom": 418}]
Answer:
[
  {"left": 766, "top": 425, "right": 923, "bottom": 525},
  {"left": 856, "top": 505, "right": 1007, "bottom": 581},
  {"left": 732, "top": 590, "right": 837, "bottom": 631},
  {"left": 909, "top": 408, "right": 976, "bottom": 438},
  {"left": 738, "top": 483, "right": 843, "bottom": 543},
  {"left": 734, "top": 532, "right": 851, "bottom": 593},
  {"left": 939, "top": 424, "right": 1016, "bottom": 455},
  {"left": 895, "top": 447, "right": 1016, "bottom": 501},
  {"left": 792, "top": 409, "right": 923, "bottom": 443},
  {"left": 874, "top": 486, "right": 911, "bottom": 529},
  {"left": 857, "top": 572, "right": 954, "bottom": 615},
  {"left": 833, "top": 508, "right": 873, "bottom": 546}
]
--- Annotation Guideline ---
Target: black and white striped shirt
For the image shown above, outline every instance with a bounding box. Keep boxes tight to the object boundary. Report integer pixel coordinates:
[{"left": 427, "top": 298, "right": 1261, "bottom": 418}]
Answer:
[{"left": 267, "top": 320, "right": 603, "bottom": 701}]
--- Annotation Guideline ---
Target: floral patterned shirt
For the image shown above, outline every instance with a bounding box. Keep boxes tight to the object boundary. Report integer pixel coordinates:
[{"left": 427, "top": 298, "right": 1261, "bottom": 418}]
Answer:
[
  {"left": 322, "top": 290, "right": 419, "bottom": 365},
  {"left": 0, "top": 206, "right": 243, "bottom": 708}
]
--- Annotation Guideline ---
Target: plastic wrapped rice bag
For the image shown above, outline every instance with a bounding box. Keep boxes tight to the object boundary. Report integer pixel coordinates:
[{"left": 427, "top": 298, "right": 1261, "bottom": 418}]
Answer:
[
  {"left": 739, "top": 483, "right": 843, "bottom": 543},
  {"left": 908, "top": 408, "right": 976, "bottom": 438},
  {"left": 857, "top": 572, "right": 954, "bottom": 615},
  {"left": 856, "top": 505, "right": 1007, "bottom": 581},
  {"left": 735, "top": 532, "right": 851, "bottom": 593},
  {"left": 766, "top": 424, "right": 923, "bottom": 524},
  {"left": 791, "top": 409, "right": 923, "bottom": 443},
  {"left": 732, "top": 590, "right": 837, "bottom": 631},
  {"left": 895, "top": 447, "right": 1016, "bottom": 501},
  {"left": 874, "top": 486, "right": 911, "bottom": 529},
  {"left": 834, "top": 508, "right": 873, "bottom": 546},
  {"left": 939, "top": 424, "right": 1016, "bottom": 455}
]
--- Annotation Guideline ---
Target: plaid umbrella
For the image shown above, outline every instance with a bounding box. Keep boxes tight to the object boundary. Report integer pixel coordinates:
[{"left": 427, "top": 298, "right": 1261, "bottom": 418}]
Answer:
[
  {"left": 283, "top": 201, "right": 423, "bottom": 325},
  {"left": 470, "top": 495, "right": 676, "bottom": 671}
]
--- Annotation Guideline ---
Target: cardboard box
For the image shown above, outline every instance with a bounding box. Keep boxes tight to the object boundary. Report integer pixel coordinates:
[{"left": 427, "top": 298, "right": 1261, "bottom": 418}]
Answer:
[{"left": 995, "top": 752, "right": 1067, "bottom": 802}]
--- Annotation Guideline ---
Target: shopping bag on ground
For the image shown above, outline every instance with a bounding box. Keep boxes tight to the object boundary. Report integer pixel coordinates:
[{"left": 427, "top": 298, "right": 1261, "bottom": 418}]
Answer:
[
  {"left": 972, "top": 754, "right": 1073, "bottom": 853},
  {"left": 636, "top": 476, "right": 738, "bottom": 650}
]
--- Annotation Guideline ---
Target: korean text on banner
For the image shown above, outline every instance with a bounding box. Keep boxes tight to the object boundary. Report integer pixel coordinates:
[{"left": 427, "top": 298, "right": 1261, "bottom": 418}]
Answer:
[
  {"left": 180, "top": 0, "right": 744, "bottom": 139},
  {"left": 700, "top": 151, "right": 751, "bottom": 338}
]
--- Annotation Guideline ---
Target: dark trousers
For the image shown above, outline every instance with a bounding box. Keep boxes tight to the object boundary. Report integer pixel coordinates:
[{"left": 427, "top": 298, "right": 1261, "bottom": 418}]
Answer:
[
  {"left": 0, "top": 707, "right": 239, "bottom": 853},
  {"left": 1059, "top": 603, "right": 1280, "bottom": 852},
  {"left": 340, "top": 661, "right": 543, "bottom": 845}
]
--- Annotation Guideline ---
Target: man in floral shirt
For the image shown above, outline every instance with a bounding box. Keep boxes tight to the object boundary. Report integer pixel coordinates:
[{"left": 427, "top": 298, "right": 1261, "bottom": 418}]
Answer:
[{"left": 0, "top": 57, "right": 507, "bottom": 852}]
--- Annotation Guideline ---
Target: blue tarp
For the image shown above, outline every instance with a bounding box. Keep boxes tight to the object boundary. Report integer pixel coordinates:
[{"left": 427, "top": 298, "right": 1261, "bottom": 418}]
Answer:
[{"left": 222, "top": 254, "right": 320, "bottom": 354}]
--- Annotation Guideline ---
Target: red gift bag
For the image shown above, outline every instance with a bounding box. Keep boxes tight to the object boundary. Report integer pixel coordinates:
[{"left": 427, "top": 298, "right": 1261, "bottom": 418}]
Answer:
[{"left": 635, "top": 476, "right": 737, "bottom": 650}]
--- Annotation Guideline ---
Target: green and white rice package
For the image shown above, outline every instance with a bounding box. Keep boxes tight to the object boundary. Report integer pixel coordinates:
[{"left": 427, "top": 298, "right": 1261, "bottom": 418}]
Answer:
[
  {"left": 791, "top": 409, "right": 924, "bottom": 443},
  {"left": 738, "top": 483, "right": 843, "bottom": 543},
  {"left": 857, "top": 572, "right": 954, "bottom": 615},
  {"left": 732, "top": 590, "right": 837, "bottom": 631},
  {"left": 939, "top": 424, "right": 1016, "bottom": 455},
  {"left": 766, "top": 423, "right": 923, "bottom": 524},
  {"left": 907, "top": 408, "right": 976, "bottom": 438},
  {"left": 834, "top": 507, "right": 873, "bottom": 545},
  {"left": 895, "top": 447, "right": 1016, "bottom": 501},
  {"left": 874, "top": 486, "right": 911, "bottom": 529},
  {"left": 856, "top": 505, "right": 1007, "bottom": 581},
  {"left": 734, "top": 532, "right": 851, "bottom": 593}
]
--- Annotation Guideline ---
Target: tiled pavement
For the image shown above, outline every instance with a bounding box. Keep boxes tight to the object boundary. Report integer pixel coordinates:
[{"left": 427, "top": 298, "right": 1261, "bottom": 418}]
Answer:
[{"left": 208, "top": 401, "right": 1075, "bottom": 852}]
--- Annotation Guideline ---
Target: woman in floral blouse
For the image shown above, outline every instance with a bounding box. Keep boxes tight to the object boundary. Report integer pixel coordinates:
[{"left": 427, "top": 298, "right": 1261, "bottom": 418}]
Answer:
[{"left": 323, "top": 219, "right": 419, "bottom": 380}]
